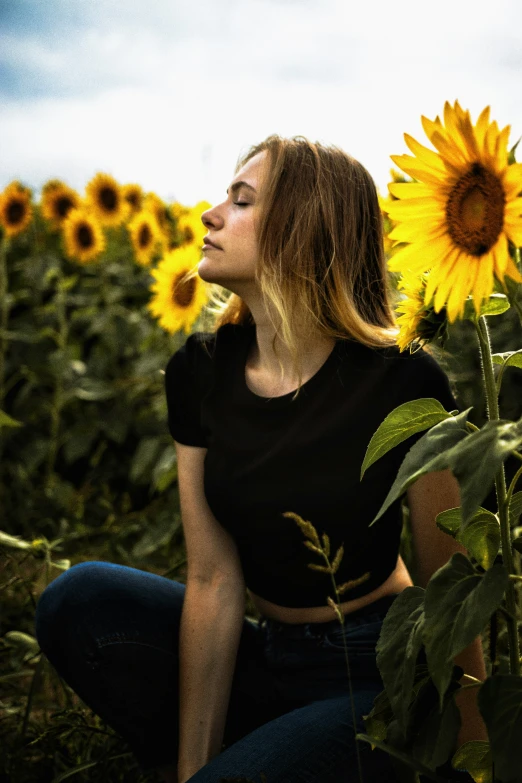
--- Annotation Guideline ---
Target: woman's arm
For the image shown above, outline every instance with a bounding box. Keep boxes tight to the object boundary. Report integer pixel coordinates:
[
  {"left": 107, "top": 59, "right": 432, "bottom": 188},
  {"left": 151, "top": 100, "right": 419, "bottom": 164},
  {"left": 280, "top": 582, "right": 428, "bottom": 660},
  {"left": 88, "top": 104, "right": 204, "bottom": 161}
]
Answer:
[
  {"left": 177, "top": 576, "right": 246, "bottom": 783},
  {"left": 406, "top": 468, "right": 488, "bottom": 746}
]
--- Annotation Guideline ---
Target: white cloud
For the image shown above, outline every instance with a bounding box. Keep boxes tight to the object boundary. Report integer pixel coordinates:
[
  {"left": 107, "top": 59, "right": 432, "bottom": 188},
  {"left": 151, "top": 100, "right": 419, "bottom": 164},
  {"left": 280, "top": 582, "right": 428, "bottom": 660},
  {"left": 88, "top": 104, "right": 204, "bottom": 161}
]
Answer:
[{"left": 1, "top": 0, "right": 521, "bottom": 204}]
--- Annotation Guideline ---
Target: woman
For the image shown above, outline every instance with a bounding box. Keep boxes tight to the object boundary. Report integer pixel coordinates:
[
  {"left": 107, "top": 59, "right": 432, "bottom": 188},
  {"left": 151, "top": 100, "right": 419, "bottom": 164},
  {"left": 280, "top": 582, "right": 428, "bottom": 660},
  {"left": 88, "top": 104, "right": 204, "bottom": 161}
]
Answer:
[{"left": 35, "top": 135, "right": 486, "bottom": 782}]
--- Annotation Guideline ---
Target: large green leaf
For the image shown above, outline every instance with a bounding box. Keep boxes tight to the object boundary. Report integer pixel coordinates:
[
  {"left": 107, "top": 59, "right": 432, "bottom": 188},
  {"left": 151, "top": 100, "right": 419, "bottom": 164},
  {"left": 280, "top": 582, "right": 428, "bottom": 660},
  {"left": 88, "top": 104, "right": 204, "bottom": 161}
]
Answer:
[
  {"left": 360, "top": 398, "right": 454, "bottom": 479},
  {"left": 423, "top": 553, "right": 509, "bottom": 705},
  {"left": 410, "top": 676, "right": 461, "bottom": 771},
  {"left": 451, "top": 741, "right": 492, "bottom": 783},
  {"left": 376, "top": 586, "right": 426, "bottom": 733},
  {"left": 370, "top": 412, "right": 522, "bottom": 529},
  {"left": 478, "top": 675, "right": 522, "bottom": 783},
  {"left": 436, "top": 507, "right": 500, "bottom": 570}
]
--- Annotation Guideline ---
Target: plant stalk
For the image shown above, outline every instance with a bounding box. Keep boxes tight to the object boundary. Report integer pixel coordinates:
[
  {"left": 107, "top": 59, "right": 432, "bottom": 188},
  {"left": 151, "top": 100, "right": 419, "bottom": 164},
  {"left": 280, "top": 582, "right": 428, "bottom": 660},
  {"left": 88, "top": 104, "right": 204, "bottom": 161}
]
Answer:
[
  {"left": 475, "top": 315, "right": 520, "bottom": 674},
  {"left": 45, "top": 264, "right": 68, "bottom": 489},
  {"left": 0, "top": 237, "right": 10, "bottom": 478}
]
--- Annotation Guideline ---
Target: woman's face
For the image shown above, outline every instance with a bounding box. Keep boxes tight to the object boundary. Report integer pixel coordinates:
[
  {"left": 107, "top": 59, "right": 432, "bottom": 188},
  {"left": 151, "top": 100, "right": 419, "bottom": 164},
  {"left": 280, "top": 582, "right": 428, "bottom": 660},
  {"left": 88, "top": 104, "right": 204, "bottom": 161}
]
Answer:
[{"left": 197, "top": 150, "right": 268, "bottom": 291}]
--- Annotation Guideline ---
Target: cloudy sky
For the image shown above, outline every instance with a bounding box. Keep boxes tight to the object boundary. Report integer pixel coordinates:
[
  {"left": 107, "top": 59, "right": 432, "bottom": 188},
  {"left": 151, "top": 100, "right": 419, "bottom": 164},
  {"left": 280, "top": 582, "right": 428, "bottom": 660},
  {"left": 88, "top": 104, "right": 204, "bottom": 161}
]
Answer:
[{"left": 1, "top": 0, "right": 521, "bottom": 207}]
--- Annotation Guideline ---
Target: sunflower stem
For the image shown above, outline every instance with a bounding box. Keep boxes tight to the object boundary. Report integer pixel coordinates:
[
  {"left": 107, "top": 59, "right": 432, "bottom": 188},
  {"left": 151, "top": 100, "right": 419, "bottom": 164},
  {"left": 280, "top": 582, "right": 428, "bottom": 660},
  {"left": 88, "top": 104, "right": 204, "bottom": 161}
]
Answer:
[
  {"left": 0, "top": 236, "right": 10, "bottom": 472},
  {"left": 45, "top": 261, "right": 68, "bottom": 490},
  {"left": 475, "top": 315, "right": 520, "bottom": 675}
]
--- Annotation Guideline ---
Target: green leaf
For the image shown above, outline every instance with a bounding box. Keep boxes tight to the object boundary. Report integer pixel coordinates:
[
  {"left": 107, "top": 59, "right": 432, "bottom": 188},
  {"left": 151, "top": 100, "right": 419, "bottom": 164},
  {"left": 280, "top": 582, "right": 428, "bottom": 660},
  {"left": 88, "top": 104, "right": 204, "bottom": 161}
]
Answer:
[
  {"left": 478, "top": 674, "right": 522, "bottom": 783},
  {"left": 411, "top": 678, "right": 461, "bottom": 771},
  {"left": 0, "top": 409, "right": 23, "bottom": 428},
  {"left": 131, "top": 511, "right": 180, "bottom": 559},
  {"left": 130, "top": 437, "right": 163, "bottom": 484},
  {"left": 363, "top": 688, "right": 394, "bottom": 746},
  {"left": 73, "top": 378, "right": 116, "bottom": 401},
  {"left": 360, "top": 398, "right": 454, "bottom": 480},
  {"left": 451, "top": 741, "right": 492, "bottom": 783},
  {"left": 436, "top": 507, "right": 500, "bottom": 570},
  {"left": 509, "top": 492, "right": 522, "bottom": 528},
  {"left": 371, "top": 412, "right": 522, "bottom": 529},
  {"left": 508, "top": 136, "right": 521, "bottom": 164},
  {"left": 462, "top": 294, "right": 510, "bottom": 319},
  {"left": 423, "top": 554, "right": 509, "bottom": 705},
  {"left": 376, "top": 586, "right": 426, "bottom": 733},
  {"left": 492, "top": 349, "right": 522, "bottom": 370}
]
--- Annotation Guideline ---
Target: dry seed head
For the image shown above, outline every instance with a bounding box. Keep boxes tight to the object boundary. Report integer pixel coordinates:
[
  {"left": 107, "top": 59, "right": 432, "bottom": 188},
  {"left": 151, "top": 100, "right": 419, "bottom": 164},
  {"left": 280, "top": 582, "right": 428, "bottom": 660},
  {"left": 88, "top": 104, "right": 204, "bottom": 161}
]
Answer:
[
  {"left": 321, "top": 533, "right": 330, "bottom": 558},
  {"left": 331, "top": 544, "right": 345, "bottom": 574},
  {"left": 303, "top": 540, "right": 323, "bottom": 556},
  {"left": 307, "top": 563, "right": 331, "bottom": 573},
  {"left": 337, "top": 571, "right": 371, "bottom": 595},
  {"left": 283, "top": 511, "right": 320, "bottom": 545},
  {"left": 327, "top": 596, "right": 344, "bottom": 623}
]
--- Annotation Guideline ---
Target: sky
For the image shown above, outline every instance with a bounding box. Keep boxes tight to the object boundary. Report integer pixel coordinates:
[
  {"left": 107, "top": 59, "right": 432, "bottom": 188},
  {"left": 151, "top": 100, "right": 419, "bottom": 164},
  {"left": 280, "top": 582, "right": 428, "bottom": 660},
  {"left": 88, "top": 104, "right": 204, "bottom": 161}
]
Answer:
[{"left": 1, "top": 0, "right": 522, "bottom": 207}]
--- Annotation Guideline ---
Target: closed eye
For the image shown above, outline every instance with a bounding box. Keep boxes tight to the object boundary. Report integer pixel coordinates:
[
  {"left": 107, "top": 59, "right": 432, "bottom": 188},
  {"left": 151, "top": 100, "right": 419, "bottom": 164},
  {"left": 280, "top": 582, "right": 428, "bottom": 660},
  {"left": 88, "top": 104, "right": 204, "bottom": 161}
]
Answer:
[{"left": 234, "top": 202, "right": 249, "bottom": 207}]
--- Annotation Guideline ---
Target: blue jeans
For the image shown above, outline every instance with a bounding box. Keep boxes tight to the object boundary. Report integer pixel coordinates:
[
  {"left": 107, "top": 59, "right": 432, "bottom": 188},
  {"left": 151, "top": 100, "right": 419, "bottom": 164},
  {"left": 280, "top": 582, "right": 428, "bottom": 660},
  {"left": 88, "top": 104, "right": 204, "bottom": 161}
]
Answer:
[{"left": 34, "top": 561, "right": 399, "bottom": 781}]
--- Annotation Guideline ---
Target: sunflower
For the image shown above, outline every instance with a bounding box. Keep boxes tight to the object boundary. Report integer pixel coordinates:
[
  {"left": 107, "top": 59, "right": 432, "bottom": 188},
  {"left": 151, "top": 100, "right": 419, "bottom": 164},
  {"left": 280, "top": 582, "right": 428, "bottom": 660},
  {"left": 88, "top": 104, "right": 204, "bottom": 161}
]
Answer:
[
  {"left": 85, "top": 173, "right": 127, "bottom": 227},
  {"left": 122, "top": 183, "right": 144, "bottom": 215},
  {"left": 147, "top": 244, "right": 209, "bottom": 334},
  {"left": 143, "top": 193, "right": 172, "bottom": 239},
  {"left": 385, "top": 100, "right": 522, "bottom": 323},
  {"left": 395, "top": 271, "right": 449, "bottom": 352},
  {"left": 176, "top": 207, "right": 207, "bottom": 248},
  {"left": 0, "top": 181, "right": 33, "bottom": 238},
  {"left": 127, "top": 210, "right": 161, "bottom": 266},
  {"left": 62, "top": 207, "right": 106, "bottom": 264},
  {"left": 41, "top": 180, "right": 81, "bottom": 229}
]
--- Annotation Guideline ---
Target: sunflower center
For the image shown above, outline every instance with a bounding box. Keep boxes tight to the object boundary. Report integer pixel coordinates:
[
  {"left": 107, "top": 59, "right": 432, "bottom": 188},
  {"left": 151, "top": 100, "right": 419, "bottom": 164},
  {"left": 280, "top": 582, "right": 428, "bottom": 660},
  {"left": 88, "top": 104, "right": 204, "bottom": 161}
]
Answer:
[
  {"left": 100, "top": 187, "right": 118, "bottom": 212},
  {"left": 56, "top": 196, "right": 74, "bottom": 219},
  {"left": 7, "top": 200, "right": 25, "bottom": 226},
  {"left": 183, "top": 226, "right": 195, "bottom": 243},
  {"left": 78, "top": 223, "right": 94, "bottom": 248},
  {"left": 445, "top": 162, "right": 505, "bottom": 256},
  {"left": 139, "top": 223, "right": 152, "bottom": 248},
  {"left": 172, "top": 274, "right": 196, "bottom": 308},
  {"left": 127, "top": 192, "right": 140, "bottom": 209}
]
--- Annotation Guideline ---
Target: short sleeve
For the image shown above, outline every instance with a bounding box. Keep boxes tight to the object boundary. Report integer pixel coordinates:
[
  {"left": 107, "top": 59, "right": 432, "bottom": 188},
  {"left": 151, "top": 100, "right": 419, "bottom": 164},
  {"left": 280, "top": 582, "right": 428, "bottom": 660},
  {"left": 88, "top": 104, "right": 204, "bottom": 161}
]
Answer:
[{"left": 164, "top": 336, "right": 208, "bottom": 447}]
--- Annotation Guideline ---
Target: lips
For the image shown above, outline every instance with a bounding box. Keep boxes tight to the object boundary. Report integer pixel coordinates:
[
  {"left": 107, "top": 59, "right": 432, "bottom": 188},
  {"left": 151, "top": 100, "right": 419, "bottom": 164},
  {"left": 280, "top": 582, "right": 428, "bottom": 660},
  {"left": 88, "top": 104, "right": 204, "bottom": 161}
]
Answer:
[{"left": 203, "top": 236, "right": 222, "bottom": 249}]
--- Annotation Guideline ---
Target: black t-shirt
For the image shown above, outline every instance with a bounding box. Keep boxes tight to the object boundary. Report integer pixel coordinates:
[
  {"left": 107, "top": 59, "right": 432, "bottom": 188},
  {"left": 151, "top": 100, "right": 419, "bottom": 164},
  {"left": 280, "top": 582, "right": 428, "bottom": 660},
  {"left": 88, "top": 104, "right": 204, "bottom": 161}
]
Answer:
[{"left": 164, "top": 321, "right": 460, "bottom": 608}]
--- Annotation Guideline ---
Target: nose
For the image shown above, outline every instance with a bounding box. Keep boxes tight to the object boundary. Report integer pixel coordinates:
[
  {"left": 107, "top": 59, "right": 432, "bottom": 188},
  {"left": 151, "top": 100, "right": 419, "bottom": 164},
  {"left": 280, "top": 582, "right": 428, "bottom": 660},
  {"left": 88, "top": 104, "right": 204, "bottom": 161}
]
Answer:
[{"left": 201, "top": 204, "right": 222, "bottom": 230}]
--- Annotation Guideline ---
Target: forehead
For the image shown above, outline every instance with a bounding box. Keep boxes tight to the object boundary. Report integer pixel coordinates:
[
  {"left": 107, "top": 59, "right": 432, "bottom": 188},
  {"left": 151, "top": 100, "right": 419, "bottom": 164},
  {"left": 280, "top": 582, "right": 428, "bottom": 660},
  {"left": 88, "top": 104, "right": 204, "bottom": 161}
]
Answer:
[{"left": 233, "top": 150, "right": 268, "bottom": 185}]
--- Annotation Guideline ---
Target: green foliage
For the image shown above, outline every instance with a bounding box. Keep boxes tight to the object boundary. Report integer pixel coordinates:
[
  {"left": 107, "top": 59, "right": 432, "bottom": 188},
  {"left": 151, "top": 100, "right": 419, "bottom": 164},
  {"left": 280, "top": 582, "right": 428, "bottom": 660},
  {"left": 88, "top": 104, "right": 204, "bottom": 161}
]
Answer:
[
  {"left": 423, "top": 554, "right": 508, "bottom": 706},
  {"left": 436, "top": 507, "right": 500, "bottom": 570},
  {"left": 369, "top": 410, "right": 522, "bottom": 529},
  {"left": 478, "top": 675, "right": 522, "bottom": 782}
]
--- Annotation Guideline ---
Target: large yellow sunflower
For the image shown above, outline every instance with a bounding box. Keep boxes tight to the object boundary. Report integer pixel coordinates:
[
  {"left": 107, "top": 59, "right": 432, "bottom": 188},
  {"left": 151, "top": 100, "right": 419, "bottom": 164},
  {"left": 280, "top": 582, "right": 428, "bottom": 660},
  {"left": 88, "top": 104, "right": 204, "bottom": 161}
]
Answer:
[
  {"left": 127, "top": 210, "right": 161, "bottom": 266},
  {"left": 386, "top": 100, "right": 522, "bottom": 322},
  {"left": 85, "top": 173, "right": 127, "bottom": 227},
  {"left": 0, "top": 181, "right": 33, "bottom": 238},
  {"left": 62, "top": 207, "right": 106, "bottom": 264},
  {"left": 40, "top": 180, "right": 81, "bottom": 229},
  {"left": 147, "top": 244, "right": 209, "bottom": 334}
]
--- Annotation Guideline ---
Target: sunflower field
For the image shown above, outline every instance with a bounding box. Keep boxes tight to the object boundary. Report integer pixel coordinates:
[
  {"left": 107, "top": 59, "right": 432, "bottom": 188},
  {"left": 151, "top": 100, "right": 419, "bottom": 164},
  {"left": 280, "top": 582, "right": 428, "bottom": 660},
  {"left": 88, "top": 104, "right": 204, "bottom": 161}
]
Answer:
[{"left": 1, "top": 100, "right": 522, "bottom": 783}]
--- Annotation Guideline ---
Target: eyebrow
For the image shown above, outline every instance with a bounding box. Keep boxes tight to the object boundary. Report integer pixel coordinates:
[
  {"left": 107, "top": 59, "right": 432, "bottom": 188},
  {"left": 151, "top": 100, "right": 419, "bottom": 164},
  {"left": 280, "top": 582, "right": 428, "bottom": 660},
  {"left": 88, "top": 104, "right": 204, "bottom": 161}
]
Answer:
[{"left": 226, "top": 180, "right": 257, "bottom": 195}]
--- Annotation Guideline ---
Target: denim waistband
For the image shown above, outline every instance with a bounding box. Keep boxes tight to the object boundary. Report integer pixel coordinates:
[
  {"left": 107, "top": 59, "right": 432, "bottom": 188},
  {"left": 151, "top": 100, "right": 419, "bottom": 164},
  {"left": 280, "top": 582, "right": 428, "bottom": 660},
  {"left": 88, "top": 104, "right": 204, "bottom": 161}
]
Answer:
[{"left": 258, "top": 593, "right": 400, "bottom": 635}]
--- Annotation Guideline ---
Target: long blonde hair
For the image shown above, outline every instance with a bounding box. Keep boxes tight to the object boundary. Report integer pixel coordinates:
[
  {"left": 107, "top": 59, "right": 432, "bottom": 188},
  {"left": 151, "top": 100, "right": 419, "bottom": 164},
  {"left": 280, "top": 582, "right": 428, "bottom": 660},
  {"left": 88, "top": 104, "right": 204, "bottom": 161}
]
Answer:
[{"left": 187, "top": 134, "right": 400, "bottom": 400}]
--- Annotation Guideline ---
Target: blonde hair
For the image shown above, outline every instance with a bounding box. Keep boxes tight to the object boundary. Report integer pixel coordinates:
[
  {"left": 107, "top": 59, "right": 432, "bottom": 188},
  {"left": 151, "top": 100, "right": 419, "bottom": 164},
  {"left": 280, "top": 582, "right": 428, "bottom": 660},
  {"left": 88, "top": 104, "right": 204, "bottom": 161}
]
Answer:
[{"left": 186, "top": 134, "right": 401, "bottom": 400}]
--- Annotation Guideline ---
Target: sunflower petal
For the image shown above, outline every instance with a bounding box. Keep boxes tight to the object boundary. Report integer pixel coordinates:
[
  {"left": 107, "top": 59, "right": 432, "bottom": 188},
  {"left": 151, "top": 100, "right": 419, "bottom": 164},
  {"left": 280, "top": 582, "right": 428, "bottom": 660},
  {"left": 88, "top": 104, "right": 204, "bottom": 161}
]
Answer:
[
  {"left": 403, "top": 134, "right": 447, "bottom": 173},
  {"left": 387, "top": 182, "right": 435, "bottom": 199}
]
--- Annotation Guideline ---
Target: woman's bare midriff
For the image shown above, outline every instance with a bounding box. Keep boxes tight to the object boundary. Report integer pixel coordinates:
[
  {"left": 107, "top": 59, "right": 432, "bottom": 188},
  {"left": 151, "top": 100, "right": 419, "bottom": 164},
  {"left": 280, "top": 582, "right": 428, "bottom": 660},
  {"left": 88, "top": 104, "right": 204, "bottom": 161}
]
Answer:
[{"left": 248, "top": 556, "right": 414, "bottom": 624}]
